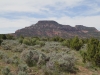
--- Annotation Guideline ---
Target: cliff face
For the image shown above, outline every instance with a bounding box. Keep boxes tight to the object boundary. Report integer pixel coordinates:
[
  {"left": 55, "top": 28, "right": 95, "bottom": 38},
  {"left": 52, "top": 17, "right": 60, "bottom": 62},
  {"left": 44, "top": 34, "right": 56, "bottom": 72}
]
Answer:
[{"left": 15, "top": 20, "right": 99, "bottom": 38}]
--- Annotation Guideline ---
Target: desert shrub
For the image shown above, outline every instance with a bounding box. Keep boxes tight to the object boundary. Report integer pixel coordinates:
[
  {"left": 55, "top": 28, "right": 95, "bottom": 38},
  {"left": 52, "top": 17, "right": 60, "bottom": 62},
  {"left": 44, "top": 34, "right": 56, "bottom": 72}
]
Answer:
[
  {"left": 3, "top": 57, "right": 10, "bottom": 64},
  {"left": 2, "top": 67, "right": 12, "bottom": 75},
  {"left": 39, "top": 41, "right": 45, "bottom": 47},
  {"left": 21, "top": 50, "right": 47, "bottom": 67},
  {"left": 1, "top": 49, "right": 20, "bottom": 64},
  {"left": 0, "top": 51, "right": 10, "bottom": 64},
  {"left": 1, "top": 40, "right": 19, "bottom": 50},
  {"left": 58, "top": 54, "right": 76, "bottom": 72},
  {"left": 21, "top": 50, "right": 39, "bottom": 67},
  {"left": 18, "top": 71, "right": 28, "bottom": 75},
  {"left": 0, "top": 50, "right": 6, "bottom": 59},
  {"left": 27, "top": 46, "right": 35, "bottom": 50},
  {"left": 18, "top": 64, "right": 28, "bottom": 72},
  {"left": 9, "top": 55, "right": 19, "bottom": 65},
  {"left": 37, "top": 52, "right": 47, "bottom": 66},
  {"left": 2, "top": 55, "right": 15, "bottom": 64},
  {"left": 17, "top": 64, "right": 28, "bottom": 75},
  {"left": 0, "top": 53, "right": 18, "bottom": 65},
  {"left": 1, "top": 44, "right": 12, "bottom": 50},
  {"left": 45, "top": 52, "right": 77, "bottom": 73},
  {"left": 12, "top": 44, "right": 27, "bottom": 52},
  {"left": 41, "top": 48, "right": 51, "bottom": 53}
]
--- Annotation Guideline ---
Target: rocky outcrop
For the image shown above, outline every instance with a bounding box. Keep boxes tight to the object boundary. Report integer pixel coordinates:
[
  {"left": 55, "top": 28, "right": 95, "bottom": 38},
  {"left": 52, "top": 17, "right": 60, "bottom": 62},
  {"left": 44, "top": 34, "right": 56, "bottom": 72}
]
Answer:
[{"left": 14, "top": 20, "right": 100, "bottom": 38}]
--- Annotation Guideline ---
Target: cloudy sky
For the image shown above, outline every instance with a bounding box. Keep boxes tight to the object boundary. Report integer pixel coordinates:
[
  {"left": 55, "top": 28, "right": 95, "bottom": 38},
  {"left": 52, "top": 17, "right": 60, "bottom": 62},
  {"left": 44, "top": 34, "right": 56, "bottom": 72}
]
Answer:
[{"left": 0, "top": 0, "right": 100, "bottom": 34}]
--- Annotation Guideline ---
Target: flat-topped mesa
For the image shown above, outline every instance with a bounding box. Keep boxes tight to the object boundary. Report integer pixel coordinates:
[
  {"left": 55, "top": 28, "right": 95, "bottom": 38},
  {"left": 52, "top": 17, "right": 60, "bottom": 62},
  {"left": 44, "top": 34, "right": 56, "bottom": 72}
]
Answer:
[
  {"left": 75, "top": 25, "right": 98, "bottom": 31},
  {"left": 14, "top": 20, "right": 100, "bottom": 38},
  {"left": 75, "top": 25, "right": 84, "bottom": 28},
  {"left": 36, "top": 20, "right": 59, "bottom": 25}
]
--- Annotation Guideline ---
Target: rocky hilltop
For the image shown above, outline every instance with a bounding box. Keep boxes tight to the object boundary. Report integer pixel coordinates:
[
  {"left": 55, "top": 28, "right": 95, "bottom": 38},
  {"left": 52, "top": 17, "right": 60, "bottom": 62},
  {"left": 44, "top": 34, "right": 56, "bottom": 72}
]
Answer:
[{"left": 14, "top": 20, "right": 100, "bottom": 38}]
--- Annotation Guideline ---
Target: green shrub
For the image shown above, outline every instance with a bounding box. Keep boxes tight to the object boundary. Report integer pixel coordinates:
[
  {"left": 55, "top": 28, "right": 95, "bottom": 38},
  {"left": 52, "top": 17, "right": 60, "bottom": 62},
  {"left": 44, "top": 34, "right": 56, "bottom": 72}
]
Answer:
[
  {"left": 6, "top": 34, "right": 14, "bottom": 40},
  {"left": 2, "top": 67, "right": 12, "bottom": 75},
  {"left": 18, "top": 64, "right": 28, "bottom": 72},
  {"left": 70, "top": 36, "right": 83, "bottom": 50},
  {"left": 86, "top": 38, "right": 100, "bottom": 67},
  {"left": 19, "top": 38, "right": 23, "bottom": 44},
  {"left": 62, "top": 40, "right": 71, "bottom": 47},
  {"left": 0, "top": 39, "right": 3, "bottom": 45},
  {"left": 80, "top": 50, "right": 87, "bottom": 63},
  {"left": 62, "top": 36, "right": 84, "bottom": 51},
  {"left": 31, "top": 38, "right": 37, "bottom": 45},
  {"left": 51, "top": 36, "right": 64, "bottom": 42},
  {"left": 21, "top": 50, "right": 47, "bottom": 67},
  {"left": 80, "top": 38, "right": 100, "bottom": 67},
  {"left": 23, "top": 38, "right": 31, "bottom": 45},
  {"left": 0, "top": 34, "right": 7, "bottom": 40},
  {"left": 39, "top": 41, "right": 45, "bottom": 47},
  {"left": 21, "top": 50, "right": 39, "bottom": 67},
  {"left": 22, "top": 37, "right": 40, "bottom": 46},
  {"left": 0, "top": 50, "right": 5, "bottom": 59}
]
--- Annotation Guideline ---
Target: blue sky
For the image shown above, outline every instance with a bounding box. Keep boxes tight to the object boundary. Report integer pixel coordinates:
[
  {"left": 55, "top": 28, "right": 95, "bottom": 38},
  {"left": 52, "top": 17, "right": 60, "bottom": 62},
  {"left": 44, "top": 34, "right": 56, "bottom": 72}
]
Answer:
[{"left": 0, "top": 0, "right": 100, "bottom": 34}]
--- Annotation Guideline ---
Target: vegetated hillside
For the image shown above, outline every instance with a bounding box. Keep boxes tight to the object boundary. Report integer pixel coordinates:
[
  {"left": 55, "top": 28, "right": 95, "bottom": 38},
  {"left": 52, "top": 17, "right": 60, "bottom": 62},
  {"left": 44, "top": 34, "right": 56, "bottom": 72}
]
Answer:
[
  {"left": 0, "top": 36, "right": 100, "bottom": 75},
  {"left": 14, "top": 20, "right": 100, "bottom": 38}
]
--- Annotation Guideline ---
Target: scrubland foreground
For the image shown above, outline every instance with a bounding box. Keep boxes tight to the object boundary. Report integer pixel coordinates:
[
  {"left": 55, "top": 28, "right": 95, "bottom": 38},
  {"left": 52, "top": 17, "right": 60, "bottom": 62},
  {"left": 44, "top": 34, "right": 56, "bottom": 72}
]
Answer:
[{"left": 0, "top": 35, "right": 100, "bottom": 75}]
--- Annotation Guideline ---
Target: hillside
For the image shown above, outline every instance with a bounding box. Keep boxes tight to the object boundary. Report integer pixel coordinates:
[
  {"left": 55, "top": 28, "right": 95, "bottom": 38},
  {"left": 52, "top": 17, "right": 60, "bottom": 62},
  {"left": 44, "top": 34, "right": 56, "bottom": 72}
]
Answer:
[
  {"left": 14, "top": 20, "right": 100, "bottom": 38},
  {"left": 0, "top": 36, "right": 100, "bottom": 75}
]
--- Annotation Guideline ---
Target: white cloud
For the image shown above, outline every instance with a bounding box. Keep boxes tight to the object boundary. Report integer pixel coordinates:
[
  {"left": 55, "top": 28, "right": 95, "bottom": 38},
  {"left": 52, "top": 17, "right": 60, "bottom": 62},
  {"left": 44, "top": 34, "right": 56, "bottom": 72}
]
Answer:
[
  {"left": 48, "top": 16, "right": 100, "bottom": 30},
  {"left": 80, "top": 0, "right": 100, "bottom": 15},
  {"left": 0, "top": 0, "right": 100, "bottom": 34},
  {"left": 0, "top": 0, "right": 84, "bottom": 13}
]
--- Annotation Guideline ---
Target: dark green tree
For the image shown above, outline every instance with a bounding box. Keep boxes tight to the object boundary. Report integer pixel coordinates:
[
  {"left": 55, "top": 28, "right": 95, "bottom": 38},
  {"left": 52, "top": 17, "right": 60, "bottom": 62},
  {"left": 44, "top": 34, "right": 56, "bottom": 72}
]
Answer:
[
  {"left": 0, "top": 34, "right": 7, "bottom": 40},
  {"left": 0, "top": 39, "right": 3, "bottom": 45},
  {"left": 70, "top": 36, "right": 83, "bottom": 50},
  {"left": 84, "top": 38, "right": 100, "bottom": 67},
  {"left": 6, "top": 34, "right": 14, "bottom": 40}
]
